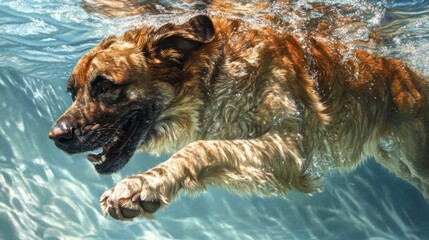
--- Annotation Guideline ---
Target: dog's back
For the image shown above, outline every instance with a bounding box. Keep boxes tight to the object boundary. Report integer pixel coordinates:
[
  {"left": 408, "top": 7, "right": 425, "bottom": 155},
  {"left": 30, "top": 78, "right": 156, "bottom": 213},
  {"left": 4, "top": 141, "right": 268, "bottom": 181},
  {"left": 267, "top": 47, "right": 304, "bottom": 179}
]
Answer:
[
  {"left": 197, "top": 16, "right": 429, "bottom": 198},
  {"left": 311, "top": 37, "right": 429, "bottom": 191}
]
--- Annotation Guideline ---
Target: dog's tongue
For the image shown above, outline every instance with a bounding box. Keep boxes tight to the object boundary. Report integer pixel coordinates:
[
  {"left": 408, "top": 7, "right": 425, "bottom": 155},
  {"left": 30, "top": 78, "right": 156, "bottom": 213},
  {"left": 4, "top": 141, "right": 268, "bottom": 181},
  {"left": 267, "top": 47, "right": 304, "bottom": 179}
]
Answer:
[
  {"left": 87, "top": 135, "right": 125, "bottom": 164},
  {"left": 87, "top": 148, "right": 107, "bottom": 163},
  {"left": 87, "top": 153, "right": 102, "bottom": 163}
]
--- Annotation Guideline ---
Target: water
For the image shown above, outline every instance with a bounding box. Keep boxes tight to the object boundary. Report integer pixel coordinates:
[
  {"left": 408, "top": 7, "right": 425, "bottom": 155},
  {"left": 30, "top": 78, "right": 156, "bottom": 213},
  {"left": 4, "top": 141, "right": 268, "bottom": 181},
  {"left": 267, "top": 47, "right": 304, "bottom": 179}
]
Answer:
[{"left": 1, "top": 0, "right": 429, "bottom": 239}]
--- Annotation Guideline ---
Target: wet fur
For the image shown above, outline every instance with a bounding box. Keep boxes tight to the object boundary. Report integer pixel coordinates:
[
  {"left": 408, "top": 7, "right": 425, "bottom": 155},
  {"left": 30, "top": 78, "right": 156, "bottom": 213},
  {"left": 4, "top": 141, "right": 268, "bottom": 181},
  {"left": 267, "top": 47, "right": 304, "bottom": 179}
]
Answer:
[{"left": 65, "top": 15, "right": 429, "bottom": 220}]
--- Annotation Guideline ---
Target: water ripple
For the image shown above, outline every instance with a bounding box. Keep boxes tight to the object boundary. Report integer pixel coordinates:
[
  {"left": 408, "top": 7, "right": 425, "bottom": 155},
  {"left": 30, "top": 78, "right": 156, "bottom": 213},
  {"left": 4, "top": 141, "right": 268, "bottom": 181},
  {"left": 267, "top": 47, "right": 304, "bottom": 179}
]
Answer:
[{"left": 1, "top": 0, "right": 429, "bottom": 239}]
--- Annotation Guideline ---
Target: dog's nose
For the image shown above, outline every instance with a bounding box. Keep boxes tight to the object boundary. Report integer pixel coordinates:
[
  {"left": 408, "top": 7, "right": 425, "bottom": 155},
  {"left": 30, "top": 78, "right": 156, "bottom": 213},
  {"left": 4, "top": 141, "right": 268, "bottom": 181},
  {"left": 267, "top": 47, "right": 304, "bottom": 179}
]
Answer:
[{"left": 48, "top": 118, "right": 75, "bottom": 145}]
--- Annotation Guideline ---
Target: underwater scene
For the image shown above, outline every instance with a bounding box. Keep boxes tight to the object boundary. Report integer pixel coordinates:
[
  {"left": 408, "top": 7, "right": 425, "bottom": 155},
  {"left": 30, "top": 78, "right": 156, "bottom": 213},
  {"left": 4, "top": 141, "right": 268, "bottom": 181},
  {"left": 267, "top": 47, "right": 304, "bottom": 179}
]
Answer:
[{"left": 1, "top": 0, "right": 429, "bottom": 239}]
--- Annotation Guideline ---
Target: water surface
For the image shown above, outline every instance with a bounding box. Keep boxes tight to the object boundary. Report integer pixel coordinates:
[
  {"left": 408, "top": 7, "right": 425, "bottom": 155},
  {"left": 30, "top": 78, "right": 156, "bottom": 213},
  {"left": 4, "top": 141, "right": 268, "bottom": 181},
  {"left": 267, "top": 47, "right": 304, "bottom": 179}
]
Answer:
[{"left": 1, "top": 0, "right": 429, "bottom": 239}]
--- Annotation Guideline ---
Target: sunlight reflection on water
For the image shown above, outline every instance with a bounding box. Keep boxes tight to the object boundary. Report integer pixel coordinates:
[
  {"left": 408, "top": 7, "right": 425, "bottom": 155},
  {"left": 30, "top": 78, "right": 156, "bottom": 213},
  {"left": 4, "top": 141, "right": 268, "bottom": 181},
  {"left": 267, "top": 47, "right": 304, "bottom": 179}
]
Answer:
[{"left": 1, "top": 0, "right": 429, "bottom": 239}]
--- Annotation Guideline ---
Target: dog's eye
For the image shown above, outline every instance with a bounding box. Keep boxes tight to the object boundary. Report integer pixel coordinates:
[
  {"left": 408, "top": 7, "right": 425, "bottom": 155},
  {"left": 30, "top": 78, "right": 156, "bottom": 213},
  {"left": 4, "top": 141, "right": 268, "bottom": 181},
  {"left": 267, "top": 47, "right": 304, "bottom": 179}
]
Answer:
[
  {"left": 93, "top": 77, "right": 115, "bottom": 96},
  {"left": 91, "top": 76, "right": 124, "bottom": 104},
  {"left": 99, "top": 83, "right": 113, "bottom": 94}
]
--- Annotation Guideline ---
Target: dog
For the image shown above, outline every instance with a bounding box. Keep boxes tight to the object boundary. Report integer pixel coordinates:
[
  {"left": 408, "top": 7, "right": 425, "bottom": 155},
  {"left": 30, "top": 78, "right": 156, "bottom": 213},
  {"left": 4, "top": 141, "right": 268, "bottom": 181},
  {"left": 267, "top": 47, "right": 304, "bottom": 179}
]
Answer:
[{"left": 49, "top": 14, "right": 429, "bottom": 220}]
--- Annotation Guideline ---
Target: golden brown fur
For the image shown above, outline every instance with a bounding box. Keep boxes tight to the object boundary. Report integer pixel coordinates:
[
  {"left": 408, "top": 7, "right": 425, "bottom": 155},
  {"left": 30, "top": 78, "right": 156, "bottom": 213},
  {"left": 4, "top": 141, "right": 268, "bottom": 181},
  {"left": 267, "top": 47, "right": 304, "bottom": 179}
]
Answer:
[{"left": 51, "top": 15, "right": 429, "bottom": 220}]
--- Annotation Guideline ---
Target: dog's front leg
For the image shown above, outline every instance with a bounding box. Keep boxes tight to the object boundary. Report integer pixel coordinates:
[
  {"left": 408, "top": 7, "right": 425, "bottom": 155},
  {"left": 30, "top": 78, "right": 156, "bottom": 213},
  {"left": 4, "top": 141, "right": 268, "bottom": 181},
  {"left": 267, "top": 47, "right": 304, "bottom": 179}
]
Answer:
[{"left": 100, "top": 133, "right": 313, "bottom": 220}]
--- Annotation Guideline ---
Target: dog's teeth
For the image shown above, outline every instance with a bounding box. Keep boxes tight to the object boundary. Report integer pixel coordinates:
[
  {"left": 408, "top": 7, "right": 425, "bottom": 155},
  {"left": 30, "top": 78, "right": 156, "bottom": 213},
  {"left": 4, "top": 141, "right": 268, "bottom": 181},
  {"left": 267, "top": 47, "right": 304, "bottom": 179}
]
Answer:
[{"left": 92, "top": 155, "right": 107, "bottom": 166}]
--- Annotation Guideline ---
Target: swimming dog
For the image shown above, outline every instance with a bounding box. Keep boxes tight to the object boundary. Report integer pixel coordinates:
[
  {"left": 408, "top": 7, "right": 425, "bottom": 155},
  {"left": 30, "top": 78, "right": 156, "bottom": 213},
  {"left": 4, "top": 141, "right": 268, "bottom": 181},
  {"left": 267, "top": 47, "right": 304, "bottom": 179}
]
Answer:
[{"left": 49, "top": 15, "right": 429, "bottom": 220}]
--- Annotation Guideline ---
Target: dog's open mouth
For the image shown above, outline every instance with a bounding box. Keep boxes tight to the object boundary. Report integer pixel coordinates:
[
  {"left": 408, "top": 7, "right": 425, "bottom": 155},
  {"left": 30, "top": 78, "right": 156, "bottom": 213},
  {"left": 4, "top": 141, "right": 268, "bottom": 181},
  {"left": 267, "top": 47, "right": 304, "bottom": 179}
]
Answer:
[{"left": 86, "top": 111, "right": 151, "bottom": 174}]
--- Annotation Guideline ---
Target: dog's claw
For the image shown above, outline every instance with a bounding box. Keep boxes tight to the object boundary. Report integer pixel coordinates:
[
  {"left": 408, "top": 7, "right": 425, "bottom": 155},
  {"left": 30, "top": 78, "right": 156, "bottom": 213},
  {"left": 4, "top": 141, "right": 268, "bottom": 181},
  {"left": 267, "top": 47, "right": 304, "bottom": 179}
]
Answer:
[
  {"left": 108, "top": 207, "right": 120, "bottom": 220},
  {"left": 108, "top": 207, "right": 140, "bottom": 220},
  {"left": 140, "top": 201, "right": 160, "bottom": 214},
  {"left": 122, "top": 208, "right": 140, "bottom": 219}
]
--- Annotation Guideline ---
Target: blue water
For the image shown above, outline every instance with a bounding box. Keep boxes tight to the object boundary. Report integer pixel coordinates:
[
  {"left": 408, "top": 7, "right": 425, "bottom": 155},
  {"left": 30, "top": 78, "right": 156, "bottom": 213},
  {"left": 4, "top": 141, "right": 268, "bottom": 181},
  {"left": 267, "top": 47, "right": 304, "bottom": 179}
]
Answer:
[{"left": 1, "top": 0, "right": 429, "bottom": 239}]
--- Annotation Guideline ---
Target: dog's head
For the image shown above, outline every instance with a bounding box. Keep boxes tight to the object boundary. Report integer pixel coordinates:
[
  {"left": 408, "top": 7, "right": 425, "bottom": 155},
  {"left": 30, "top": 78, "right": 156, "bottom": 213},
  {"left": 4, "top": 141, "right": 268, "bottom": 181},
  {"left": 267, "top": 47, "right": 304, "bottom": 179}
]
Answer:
[{"left": 48, "top": 15, "right": 215, "bottom": 174}]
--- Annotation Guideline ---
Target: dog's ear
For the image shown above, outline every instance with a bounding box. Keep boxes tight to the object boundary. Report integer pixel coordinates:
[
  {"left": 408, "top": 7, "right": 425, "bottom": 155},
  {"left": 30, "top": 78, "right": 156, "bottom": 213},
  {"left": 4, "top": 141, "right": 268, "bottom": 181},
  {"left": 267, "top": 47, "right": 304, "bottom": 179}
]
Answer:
[{"left": 146, "top": 15, "right": 215, "bottom": 64}]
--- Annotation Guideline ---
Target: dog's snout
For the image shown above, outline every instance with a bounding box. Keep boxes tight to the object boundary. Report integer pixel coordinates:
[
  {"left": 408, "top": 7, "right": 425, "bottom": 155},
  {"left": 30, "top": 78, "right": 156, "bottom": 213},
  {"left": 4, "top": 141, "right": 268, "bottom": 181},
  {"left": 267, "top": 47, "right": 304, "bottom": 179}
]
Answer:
[{"left": 49, "top": 118, "right": 75, "bottom": 145}]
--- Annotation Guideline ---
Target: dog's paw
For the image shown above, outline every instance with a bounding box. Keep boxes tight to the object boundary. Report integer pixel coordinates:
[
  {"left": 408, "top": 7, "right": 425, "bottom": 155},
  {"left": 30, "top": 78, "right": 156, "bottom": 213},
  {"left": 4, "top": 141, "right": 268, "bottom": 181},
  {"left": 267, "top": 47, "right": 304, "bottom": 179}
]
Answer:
[{"left": 99, "top": 175, "right": 165, "bottom": 220}]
